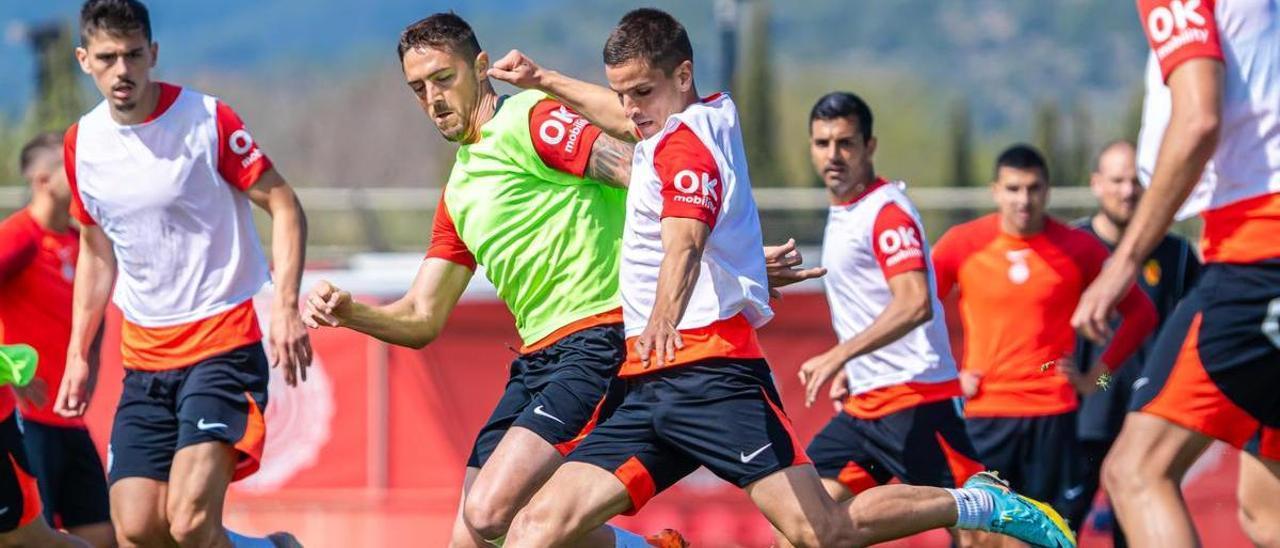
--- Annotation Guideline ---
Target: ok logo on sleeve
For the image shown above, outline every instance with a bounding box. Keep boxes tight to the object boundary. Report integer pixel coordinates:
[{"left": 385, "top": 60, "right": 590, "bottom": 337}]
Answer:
[
  {"left": 654, "top": 123, "right": 724, "bottom": 229},
  {"left": 872, "top": 203, "right": 927, "bottom": 279},
  {"left": 530, "top": 98, "right": 602, "bottom": 178}
]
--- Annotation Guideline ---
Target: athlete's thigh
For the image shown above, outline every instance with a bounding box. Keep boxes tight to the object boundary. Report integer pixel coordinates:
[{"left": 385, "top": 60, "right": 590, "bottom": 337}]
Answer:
[
  {"left": 806, "top": 412, "right": 890, "bottom": 497},
  {"left": 1195, "top": 264, "right": 1280, "bottom": 427},
  {"left": 109, "top": 478, "right": 167, "bottom": 539},
  {"left": 165, "top": 441, "right": 237, "bottom": 525},
  {"left": 1237, "top": 446, "right": 1280, "bottom": 526},
  {"left": 466, "top": 427, "right": 565, "bottom": 516},
  {"left": 109, "top": 369, "right": 181, "bottom": 485},
  {"left": 1108, "top": 412, "right": 1212, "bottom": 482},
  {"left": 520, "top": 461, "right": 634, "bottom": 536},
  {"left": 449, "top": 467, "right": 485, "bottom": 548},
  {"left": 745, "top": 464, "right": 843, "bottom": 543},
  {"left": 174, "top": 345, "right": 269, "bottom": 483}
]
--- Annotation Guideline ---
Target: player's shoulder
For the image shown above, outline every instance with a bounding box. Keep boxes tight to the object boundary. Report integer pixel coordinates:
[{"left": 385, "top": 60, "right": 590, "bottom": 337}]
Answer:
[
  {"left": 937, "top": 213, "right": 999, "bottom": 248},
  {"left": 0, "top": 210, "right": 38, "bottom": 240}
]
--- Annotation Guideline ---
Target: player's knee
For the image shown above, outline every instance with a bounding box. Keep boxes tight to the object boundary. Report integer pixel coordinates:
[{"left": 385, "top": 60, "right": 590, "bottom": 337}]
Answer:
[
  {"left": 166, "top": 505, "right": 219, "bottom": 547},
  {"left": 777, "top": 516, "right": 852, "bottom": 548},
  {"left": 112, "top": 505, "right": 167, "bottom": 548},
  {"left": 1101, "top": 449, "right": 1144, "bottom": 494},
  {"left": 462, "top": 489, "right": 518, "bottom": 541},
  {"left": 505, "top": 499, "right": 575, "bottom": 546}
]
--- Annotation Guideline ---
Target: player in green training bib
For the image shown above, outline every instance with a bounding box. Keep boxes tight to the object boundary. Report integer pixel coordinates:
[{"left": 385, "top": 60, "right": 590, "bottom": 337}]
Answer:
[{"left": 302, "top": 14, "right": 820, "bottom": 548}]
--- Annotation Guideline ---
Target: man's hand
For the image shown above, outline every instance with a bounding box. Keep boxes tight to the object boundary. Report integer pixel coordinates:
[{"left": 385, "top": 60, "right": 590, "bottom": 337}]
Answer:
[
  {"left": 303, "top": 281, "right": 353, "bottom": 328},
  {"left": 959, "top": 370, "right": 982, "bottom": 399},
  {"left": 1070, "top": 362, "right": 1109, "bottom": 396},
  {"left": 828, "top": 369, "right": 850, "bottom": 414},
  {"left": 270, "top": 301, "right": 313, "bottom": 387},
  {"left": 14, "top": 377, "right": 48, "bottom": 410},
  {"left": 633, "top": 319, "right": 683, "bottom": 369},
  {"left": 488, "top": 49, "right": 545, "bottom": 90},
  {"left": 764, "top": 238, "right": 827, "bottom": 298},
  {"left": 54, "top": 354, "right": 92, "bottom": 418},
  {"left": 1073, "top": 258, "right": 1138, "bottom": 345},
  {"left": 798, "top": 349, "right": 845, "bottom": 408}
]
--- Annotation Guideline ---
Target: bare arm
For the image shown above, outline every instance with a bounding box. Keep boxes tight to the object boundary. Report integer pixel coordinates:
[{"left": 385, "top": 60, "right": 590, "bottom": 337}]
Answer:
[
  {"left": 54, "top": 224, "right": 115, "bottom": 417},
  {"left": 1074, "top": 59, "right": 1222, "bottom": 343},
  {"left": 245, "top": 168, "right": 312, "bottom": 385},
  {"left": 634, "top": 218, "right": 709, "bottom": 368},
  {"left": 489, "top": 49, "right": 637, "bottom": 142},
  {"left": 798, "top": 270, "right": 933, "bottom": 405},
  {"left": 304, "top": 258, "right": 473, "bottom": 349}
]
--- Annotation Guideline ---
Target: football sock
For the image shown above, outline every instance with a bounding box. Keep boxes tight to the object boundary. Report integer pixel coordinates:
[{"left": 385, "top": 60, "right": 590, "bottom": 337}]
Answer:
[{"left": 946, "top": 487, "right": 995, "bottom": 530}]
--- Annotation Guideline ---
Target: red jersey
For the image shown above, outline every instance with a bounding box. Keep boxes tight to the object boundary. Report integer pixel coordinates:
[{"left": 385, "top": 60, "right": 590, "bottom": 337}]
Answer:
[
  {"left": 0, "top": 209, "right": 80, "bottom": 427},
  {"left": 932, "top": 215, "right": 1156, "bottom": 417}
]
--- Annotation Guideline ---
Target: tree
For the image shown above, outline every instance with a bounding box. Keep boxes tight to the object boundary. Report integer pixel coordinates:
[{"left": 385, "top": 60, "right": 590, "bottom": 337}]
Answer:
[
  {"left": 30, "top": 23, "right": 86, "bottom": 135},
  {"left": 947, "top": 99, "right": 975, "bottom": 187},
  {"left": 733, "top": 0, "right": 784, "bottom": 187}
]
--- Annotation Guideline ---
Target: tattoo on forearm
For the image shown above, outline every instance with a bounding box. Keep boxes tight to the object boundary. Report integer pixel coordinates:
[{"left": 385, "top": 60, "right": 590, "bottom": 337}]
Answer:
[{"left": 587, "top": 135, "right": 634, "bottom": 188}]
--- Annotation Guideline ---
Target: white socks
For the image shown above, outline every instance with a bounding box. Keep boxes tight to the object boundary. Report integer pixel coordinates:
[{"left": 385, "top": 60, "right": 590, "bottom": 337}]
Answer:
[{"left": 946, "top": 487, "right": 995, "bottom": 529}]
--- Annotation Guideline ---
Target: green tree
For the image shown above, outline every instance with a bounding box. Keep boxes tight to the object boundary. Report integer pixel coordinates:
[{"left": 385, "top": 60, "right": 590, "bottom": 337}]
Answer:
[
  {"left": 733, "top": 0, "right": 784, "bottom": 187},
  {"left": 31, "top": 23, "right": 86, "bottom": 134},
  {"left": 947, "top": 99, "right": 975, "bottom": 187}
]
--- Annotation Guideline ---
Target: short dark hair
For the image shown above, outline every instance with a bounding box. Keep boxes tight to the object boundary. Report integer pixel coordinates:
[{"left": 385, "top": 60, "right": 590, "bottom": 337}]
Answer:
[
  {"left": 397, "top": 12, "right": 482, "bottom": 64},
  {"left": 80, "top": 0, "right": 152, "bottom": 45},
  {"left": 602, "top": 8, "right": 693, "bottom": 74},
  {"left": 809, "top": 92, "right": 874, "bottom": 142},
  {"left": 19, "top": 132, "right": 64, "bottom": 175},
  {"left": 994, "top": 143, "right": 1050, "bottom": 181}
]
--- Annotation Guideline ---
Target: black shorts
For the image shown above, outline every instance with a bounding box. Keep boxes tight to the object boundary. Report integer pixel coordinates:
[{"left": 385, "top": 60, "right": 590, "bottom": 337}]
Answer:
[
  {"left": 467, "top": 324, "right": 626, "bottom": 468},
  {"left": 966, "top": 412, "right": 1084, "bottom": 522},
  {"left": 808, "top": 398, "right": 984, "bottom": 494},
  {"left": 567, "top": 359, "right": 808, "bottom": 514},
  {"left": 1131, "top": 263, "right": 1280, "bottom": 459},
  {"left": 21, "top": 421, "right": 109, "bottom": 528},
  {"left": 109, "top": 343, "right": 269, "bottom": 484},
  {"left": 0, "top": 413, "right": 41, "bottom": 533}
]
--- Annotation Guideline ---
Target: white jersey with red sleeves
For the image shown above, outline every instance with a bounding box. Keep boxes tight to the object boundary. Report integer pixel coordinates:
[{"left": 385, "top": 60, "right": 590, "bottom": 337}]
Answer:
[
  {"left": 1136, "top": 0, "right": 1280, "bottom": 262},
  {"left": 67, "top": 83, "right": 271, "bottom": 329},
  {"left": 822, "top": 179, "right": 956, "bottom": 396},
  {"left": 620, "top": 92, "right": 772, "bottom": 338}
]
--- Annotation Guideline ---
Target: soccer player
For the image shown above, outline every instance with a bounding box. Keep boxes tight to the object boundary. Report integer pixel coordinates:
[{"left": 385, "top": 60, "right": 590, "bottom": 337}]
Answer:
[
  {"left": 489, "top": 9, "right": 1074, "bottom": 548},
  {"left": 0, "top": 133, "right": 113, "bottom": 547},
  {"left": 793, "top": 91, "right": 984, "bottom": 508},
  {"left": 931, "top": 144, "right": 1157, "bottom": 527},
  {"left": 1065, "top": 140, "right": 1199, "bottom": 541},
  {"left": 300, "top": 13, "right": 817, "bottom": 548},
  {"left": 1073, "top": 1, "right": 1280, "bottom": 545},
  {"left": 53, "top": 2, "right": 310, "bottom": 547}
]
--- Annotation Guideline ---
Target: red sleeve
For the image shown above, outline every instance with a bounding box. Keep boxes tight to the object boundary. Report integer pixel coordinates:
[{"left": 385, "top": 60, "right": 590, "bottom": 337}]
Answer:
[
  {"left": 529, "top": 99, "right": 603, "bottom": 178},
  {"left": 425, "top": 195, "right": 476, "bottom": 270},
  {"left": 1073, "top": 234, "right": 1111, "bottom": 283},
  {"left": 0, "top": 218, "right": 37, "bottom": 283},
  {"left": 930, "top": 228, "right": 964, "bottom": 298},
  {"left": 1099, "top": 283, "right": 1158, "bottom": 371},
  {"left": 654, "top": 123, "right": 723, "bottom": 228},
  {"left": 63, "top": 123, "right": 96, "bottom": 226},
  {"left": 872, "top": 203, "right": 927, "bottom": 279},
  {"left": 1137, "top": 0, "right": 1223, "bottom": 81},
  {"left": 215, "top": 101, "right": 274, "bottom": 191}
]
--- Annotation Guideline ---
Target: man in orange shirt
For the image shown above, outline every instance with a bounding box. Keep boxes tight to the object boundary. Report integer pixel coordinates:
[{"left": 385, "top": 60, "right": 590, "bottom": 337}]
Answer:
[
  {"left": 0, "top": 133, "right": 112, "bottom": 547},
  {"left": 932, "top": 144, "right": 1156, "bottom": 525}
]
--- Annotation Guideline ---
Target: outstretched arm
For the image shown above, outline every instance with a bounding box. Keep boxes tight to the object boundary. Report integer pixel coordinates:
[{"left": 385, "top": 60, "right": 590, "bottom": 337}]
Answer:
[
  {"left": 489, "top": 49, "right": 637, "bottom": 142},
  {"left": 303, "top": 258, "right": 473, "bottom": 349}
]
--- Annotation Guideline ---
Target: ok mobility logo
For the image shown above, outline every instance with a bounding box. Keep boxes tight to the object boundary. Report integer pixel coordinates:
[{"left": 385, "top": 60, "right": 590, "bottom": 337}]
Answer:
[{"left": 1147, "top": 0, "right": 1211, "bottom": 60}]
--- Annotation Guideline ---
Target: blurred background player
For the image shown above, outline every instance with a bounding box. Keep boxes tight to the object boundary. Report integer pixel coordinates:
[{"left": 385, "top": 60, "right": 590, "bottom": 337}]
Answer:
[
  {"left": 1074, "top": 0, "right": 1280, "bottom": 545},
  {"left": 491, "top": 10, "right": 1074, "bottom": 548},
  {"left": 1065, "top": 139, "right": 1199, "bottom": 543},
  {"left": 791, "top": 91, "right": 984, "bottom": 530},
  {"left": 53, "top": 1, "right": 311, "bottom": 546},
  {"left": 931, "top": 144, "right": 1156, "bottom": 532},
  {"left": 0, "top": 345, "right": 89, "bottom": 547},
  {"left": 0, "top": 133, "right": 113, "bottom": 547}
]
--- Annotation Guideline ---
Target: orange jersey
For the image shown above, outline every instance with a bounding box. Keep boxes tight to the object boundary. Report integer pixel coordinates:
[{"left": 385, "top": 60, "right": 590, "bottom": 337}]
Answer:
[
  {"left": 0, "top": 209, "right": 80, "bottom": 427},
  {"left": 932, "top": 215, "right": 1156, "bottom": 417}
]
